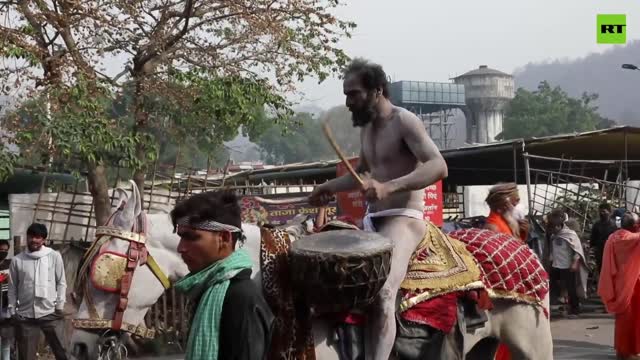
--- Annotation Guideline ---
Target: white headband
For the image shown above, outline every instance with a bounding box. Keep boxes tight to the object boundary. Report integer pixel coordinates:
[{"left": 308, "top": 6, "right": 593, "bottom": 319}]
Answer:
[{"left": 176, "top": 217, "right": 242, "bottom": 233}]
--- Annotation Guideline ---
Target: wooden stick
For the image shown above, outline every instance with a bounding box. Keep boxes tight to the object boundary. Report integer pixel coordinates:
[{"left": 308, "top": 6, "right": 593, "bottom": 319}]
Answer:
[{"left": 322, "top": 119, "right": 364, "bottom": 186}]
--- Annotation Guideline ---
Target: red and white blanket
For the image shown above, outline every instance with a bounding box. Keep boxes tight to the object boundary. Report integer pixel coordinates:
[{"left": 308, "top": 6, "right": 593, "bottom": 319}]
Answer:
[{"left": 449, "top": 228, "right": 549, "bottom": 306}]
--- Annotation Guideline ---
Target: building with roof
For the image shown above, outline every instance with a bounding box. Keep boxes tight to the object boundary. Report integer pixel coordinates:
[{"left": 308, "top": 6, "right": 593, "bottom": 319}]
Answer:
[
  {"left": 389, "top": 65, "right": 514, "bottom": 148},
  {"left": 388, "top": 80, "right": 465, "bottom": 149},
  {"left": 453, "top": 65, "right": 515, "bottom": 144}
]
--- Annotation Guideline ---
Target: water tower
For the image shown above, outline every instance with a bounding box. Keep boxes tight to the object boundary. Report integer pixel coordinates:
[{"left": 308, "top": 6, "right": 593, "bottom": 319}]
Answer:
[{"left": 453, "top": 65, "right": 514, "bottom": 144}]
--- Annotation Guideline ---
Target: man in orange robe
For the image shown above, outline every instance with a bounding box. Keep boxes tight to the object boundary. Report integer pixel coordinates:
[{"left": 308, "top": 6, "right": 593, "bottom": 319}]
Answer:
[
  {"left": 483, "top": 183, "right": 527, "bottom": 360},
  {"left": 485, "top": 183, "right": 528, "bottom": 242},
  {"left": 599, "top": 212, "right": 640, "bottom": 360}
]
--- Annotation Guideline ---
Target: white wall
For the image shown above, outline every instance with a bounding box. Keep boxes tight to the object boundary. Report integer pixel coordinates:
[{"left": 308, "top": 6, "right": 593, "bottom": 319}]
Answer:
[{"left": 464, "top": 183, "right": 594, "bottom": 218}]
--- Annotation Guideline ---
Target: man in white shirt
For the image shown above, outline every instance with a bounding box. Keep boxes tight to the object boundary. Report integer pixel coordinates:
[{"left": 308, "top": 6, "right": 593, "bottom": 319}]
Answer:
[{"left": 8, "top": 223, "right": 67, "bottom": 360}]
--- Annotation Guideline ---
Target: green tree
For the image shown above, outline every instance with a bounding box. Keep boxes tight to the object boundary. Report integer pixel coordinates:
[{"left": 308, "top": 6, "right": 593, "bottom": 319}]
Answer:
[
  {"left": 1, "top": 0, "right": 354, "bottom": 224},
  {"left": 499, "top": 81, "right": 614, "bottom": 140},
  {"left": 254, "top": 113, "right": 335, "bottom": 164}
]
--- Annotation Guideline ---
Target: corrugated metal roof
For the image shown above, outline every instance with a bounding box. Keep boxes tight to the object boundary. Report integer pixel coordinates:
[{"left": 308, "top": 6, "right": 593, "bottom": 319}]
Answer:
[{"left": 152, "top": 127, "right": 640, "bottom": 187}]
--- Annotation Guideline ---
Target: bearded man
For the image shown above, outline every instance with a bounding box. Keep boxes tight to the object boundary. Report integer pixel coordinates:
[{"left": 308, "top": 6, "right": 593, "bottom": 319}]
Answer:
[
  {"left": 484, "top": 183, "right": 527, "bottom": 242},
  {"left": 483, "top": 183, "right": 527, "bottom": 360},
  {"left": 599, "top": 212, "right": 640, "bottom": 360},
  {"left": 309, "top": 58, "right": 448, "bottom": 360}
]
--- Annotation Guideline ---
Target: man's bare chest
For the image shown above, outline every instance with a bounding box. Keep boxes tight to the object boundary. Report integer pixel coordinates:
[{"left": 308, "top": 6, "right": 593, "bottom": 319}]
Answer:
[{"left": 361, "top": 125, "right": 407, "bottom": 167}]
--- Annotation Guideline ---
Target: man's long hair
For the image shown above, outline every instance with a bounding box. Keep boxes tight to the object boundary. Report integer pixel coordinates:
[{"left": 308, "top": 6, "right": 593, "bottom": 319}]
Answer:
[{"left": 343, "top": 58, "right": 390, "bottom": 98}]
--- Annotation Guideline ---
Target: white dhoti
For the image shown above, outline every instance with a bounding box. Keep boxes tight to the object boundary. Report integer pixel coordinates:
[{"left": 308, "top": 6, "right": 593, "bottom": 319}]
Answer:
[{"left": 362, "top": 208, "right": 424, "bottom": 232}]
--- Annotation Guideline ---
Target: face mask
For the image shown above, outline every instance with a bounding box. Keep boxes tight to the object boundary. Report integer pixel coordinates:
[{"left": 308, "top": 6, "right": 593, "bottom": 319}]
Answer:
[{"left": 0, "top": 251, "right": 7, "bottom": 261}]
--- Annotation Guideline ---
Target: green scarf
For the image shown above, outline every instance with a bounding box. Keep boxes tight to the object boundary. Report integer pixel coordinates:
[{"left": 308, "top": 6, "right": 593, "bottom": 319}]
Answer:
[{"left": 174, "top": 249, "right": 254, "bottom": 360}]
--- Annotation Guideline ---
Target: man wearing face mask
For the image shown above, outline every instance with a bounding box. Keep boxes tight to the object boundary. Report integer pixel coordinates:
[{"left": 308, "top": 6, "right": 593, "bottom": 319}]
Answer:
[
  {"left": 484, "top": 183, "right": 528, "bottom": 242},
  {"left": 483, "top": 183, "right": 527, "bottom": 360},
  {"left": 0, "top": 240, "right": 12, "bottom": 360},
  {"left": 8, "top": 223, "right": 67, "bottom": 360}
]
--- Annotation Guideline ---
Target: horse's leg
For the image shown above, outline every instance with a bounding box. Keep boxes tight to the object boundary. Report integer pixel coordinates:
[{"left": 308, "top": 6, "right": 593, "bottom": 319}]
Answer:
[{"left": 490, "top": 299, "right": 553, "bottom": 360}]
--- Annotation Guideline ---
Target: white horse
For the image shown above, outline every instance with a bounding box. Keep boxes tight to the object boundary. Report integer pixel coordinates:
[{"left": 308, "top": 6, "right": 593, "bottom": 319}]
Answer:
[{"left": 69, "top": 183, "right": 553, "bottom": 360}]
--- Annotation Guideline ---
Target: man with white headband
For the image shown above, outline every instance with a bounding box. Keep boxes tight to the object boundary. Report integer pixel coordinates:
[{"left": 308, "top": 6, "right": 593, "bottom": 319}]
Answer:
[{"left": 171, "top": 190, "right": 273, "bottom": 360}]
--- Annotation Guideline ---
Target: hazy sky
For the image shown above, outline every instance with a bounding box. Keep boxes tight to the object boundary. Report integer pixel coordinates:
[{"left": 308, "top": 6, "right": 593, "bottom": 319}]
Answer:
[{"left": 296, "top": 0, "right": 640, "bottom": 109}]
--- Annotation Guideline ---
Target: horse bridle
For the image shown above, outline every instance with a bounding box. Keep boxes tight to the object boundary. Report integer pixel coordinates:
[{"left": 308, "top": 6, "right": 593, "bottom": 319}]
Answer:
[{"left": 72, "top": 211, "right": 171, "bottom": 340}]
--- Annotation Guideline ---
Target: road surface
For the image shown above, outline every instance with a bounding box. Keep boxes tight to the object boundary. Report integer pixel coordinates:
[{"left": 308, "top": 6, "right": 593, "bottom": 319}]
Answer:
[
  {"left": 136, "top": 313, "right": 617, "bottom": 359},
  {"left": 552, "top": 312, "right": 615, "bottom": 359}
]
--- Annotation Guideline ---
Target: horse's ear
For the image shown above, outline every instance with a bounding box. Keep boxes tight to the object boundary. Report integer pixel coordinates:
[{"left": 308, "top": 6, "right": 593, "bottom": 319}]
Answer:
[
  {"left": 128, "top": 180, "right": 143, "bottom": 218},
  {"left": 114, "top": 188, "right": 129, "bottom": 210},
  {"left": 111, "top": 180, "right": 143, "bottom": 228}
]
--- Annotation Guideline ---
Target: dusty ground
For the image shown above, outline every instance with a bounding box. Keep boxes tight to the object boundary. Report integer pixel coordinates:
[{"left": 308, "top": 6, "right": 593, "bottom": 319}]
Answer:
[
  {"left": 134, "top": 312, "right": 617, "bottom": 360},
  {"left": 552, "top": 312, "right": 615, "bottom": 359}
]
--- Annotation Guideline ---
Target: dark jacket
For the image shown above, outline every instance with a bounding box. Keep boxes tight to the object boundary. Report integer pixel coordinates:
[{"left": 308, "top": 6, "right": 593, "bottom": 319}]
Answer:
[
  {"left": 0, "top": 259, "right": 10, "bottom": 310},
  {"left": 218, "top": 268, "right": 274, "bottom": 360},
  {"left": 591, "top": 219, "right": 617, "bottom": 249}
]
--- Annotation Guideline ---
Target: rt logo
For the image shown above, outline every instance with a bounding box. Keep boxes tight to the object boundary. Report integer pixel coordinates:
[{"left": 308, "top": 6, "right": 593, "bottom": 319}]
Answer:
[{"left": 597, "top": 14, "right": 626, "bottom": 44}]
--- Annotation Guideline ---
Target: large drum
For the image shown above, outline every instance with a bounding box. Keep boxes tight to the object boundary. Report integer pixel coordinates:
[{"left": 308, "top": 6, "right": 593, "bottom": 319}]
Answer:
[{"left": 290, "top": 229, "right": 393, "bottom": 314}]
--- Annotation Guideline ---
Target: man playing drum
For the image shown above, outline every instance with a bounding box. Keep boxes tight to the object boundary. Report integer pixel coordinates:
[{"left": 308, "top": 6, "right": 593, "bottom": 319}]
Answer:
[{"left": 309, "top": 58, "right": 448, "bottom": 360}]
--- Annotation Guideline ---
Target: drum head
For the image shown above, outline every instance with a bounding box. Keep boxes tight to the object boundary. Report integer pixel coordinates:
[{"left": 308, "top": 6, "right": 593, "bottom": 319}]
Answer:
[{"left": 291, "top": 230, "right": 392, "bottom": 257}]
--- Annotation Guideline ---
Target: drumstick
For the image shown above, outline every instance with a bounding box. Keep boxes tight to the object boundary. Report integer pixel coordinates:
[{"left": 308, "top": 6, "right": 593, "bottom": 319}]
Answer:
[{"left": 322, "top": 119, "right": 364, "bottom": 187}]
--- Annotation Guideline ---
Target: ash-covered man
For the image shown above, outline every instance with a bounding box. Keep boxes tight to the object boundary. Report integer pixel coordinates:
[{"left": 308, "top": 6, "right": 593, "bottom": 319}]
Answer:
[
  {"left": 171, "top": 191, "right": 274, "bottom": 360},
  {"left": 309, "top": 58, "right": 448, "bottom": 360},
  {"left": 8, "top": 223, "right": 67, "bottom": 360}
]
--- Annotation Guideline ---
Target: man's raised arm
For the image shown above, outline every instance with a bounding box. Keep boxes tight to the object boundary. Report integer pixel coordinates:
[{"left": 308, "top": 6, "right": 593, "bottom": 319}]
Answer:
[
  {"left": 309, "top": 150, "right": 368, "bottom": 206},
  {"left": 386, "top": 112, "right": 448, "bottom": 194}
]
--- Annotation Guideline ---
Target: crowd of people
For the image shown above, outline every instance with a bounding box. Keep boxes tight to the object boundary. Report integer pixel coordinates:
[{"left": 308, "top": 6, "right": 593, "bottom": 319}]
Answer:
[{"left": 483, "top": 182, "right": 640, "bottom": 360}]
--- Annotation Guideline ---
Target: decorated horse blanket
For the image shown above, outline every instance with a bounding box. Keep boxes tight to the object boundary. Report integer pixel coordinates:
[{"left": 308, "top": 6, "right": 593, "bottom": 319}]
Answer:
[
  {"left": 399, "top": 225, "right": 549, "bottom": 331},
  {"left": 259, "top": 227, "right": 316, "bottom": 360},
  {"left": 449, "top": 228, "right": 549, "bottom": 306},
  {"left": 400, "top": 222, "right": 484, "bottom": 310}
]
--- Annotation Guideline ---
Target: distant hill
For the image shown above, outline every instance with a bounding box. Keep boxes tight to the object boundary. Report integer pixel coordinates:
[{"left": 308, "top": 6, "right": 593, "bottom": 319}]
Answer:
[
  {"left": 514, "top": 40, "right": 640, "bottom": 125},
  {"left": 229, "top": 42, "right": 640, "bottom": 157}
]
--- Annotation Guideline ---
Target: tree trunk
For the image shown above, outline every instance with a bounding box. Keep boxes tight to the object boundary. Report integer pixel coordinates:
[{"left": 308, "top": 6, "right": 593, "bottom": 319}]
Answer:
[
  {"left": 132, "top": 73, "right": 148, "bottom": 196},
  {"left": 87, "top": 162, "right": 112, "bottom": 226},
  {"left": 133, "top": 167, "right": 146, "bottom": 199}
]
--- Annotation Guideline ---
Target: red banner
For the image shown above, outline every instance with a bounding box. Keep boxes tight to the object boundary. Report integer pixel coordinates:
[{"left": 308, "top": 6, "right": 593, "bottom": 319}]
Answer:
[
  {"left": 336, "top": 158, "right": 366, "bottom": 228},
  {"left": 423, "top": 180, "right": 444, "bottom": 227},
  {"left": 335, "top": 158, "right": 444, "bottom": 227},
  {"left": 240, "top": 195, "right": 337, "bottom": 226}
]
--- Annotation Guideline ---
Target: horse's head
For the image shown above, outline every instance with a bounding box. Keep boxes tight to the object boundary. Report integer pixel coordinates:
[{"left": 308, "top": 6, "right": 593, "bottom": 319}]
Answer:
[{"left": 70, "top": 181, "right": 188, "bottom": 360}]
